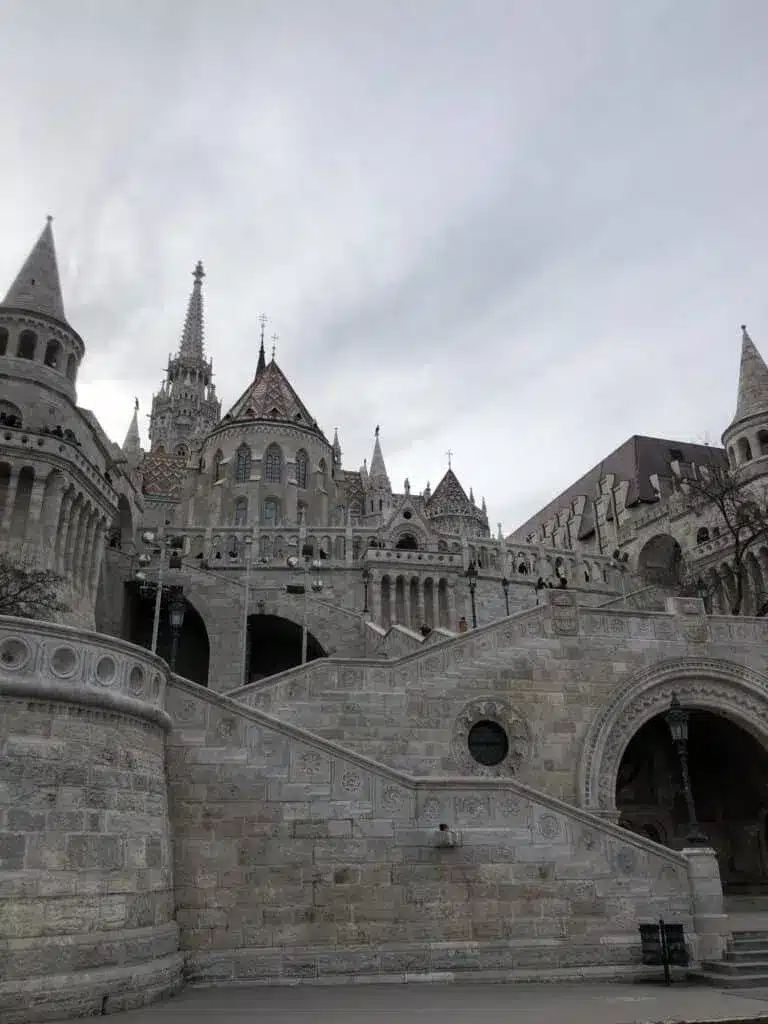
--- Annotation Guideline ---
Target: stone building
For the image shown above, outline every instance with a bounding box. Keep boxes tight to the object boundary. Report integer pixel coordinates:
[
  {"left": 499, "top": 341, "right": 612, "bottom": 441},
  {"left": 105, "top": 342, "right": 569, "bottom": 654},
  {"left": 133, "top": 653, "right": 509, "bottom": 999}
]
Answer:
[{"left": 2, "top": 219, "right": 768, "bottom": 1021}]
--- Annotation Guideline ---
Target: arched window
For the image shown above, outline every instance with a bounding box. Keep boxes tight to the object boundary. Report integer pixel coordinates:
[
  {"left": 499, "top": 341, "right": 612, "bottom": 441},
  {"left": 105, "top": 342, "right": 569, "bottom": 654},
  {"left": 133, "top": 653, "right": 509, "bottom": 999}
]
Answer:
[
  {"left": 213, "top": 449, "right": 223, "bottom": 481},
  {"left": 318, "top": 458, "right": 327, "bottom": 489},
  {"left": 17, "top": 330, "right": 37, "bottom": 360},
  {"left": 696, "top": 527, "right": 710, "bottom": 545},
  {"left": 295, "top": 449, "right": 309, "bottom": 489},
  {"left": 0, "top": 327, "right": 7, "bottom": 356},
  {"left": 235, "top": 445, "right": 251, "bottom": 482},
  {"left": 174, "top": 443, "right": 189, "bottom": 459},
  {"left": 738, "top": 437, "right": 753, "bottom": 463},
  {"left": 262, "top": 497, "right": 280, "bottom": 525},
  {"left": 759, "top": 430, "right": 768, "bottom": 456},
  {"left": 0, "top": 401, "right": 22, "bottom": 428},
  {"left": 234, "top": 497, "right": 248, "bottom": 526},
  {"left": 44, "top": 340, "right": 61, "bottom": 368},
  {"left": 264, "top": 444, "right": 282, "bottom": 483},
  {"left": 65, "top": 353, "right": 77, "bottom": 380}
]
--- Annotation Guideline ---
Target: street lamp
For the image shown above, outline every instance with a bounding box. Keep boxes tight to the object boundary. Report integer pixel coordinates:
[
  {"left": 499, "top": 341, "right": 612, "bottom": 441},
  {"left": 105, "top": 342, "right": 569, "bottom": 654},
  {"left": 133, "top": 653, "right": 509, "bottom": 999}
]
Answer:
[
  {"left": 664, "top": 693, "right": 707, "bottom": 846},
  {"left": 362, "top": 566, "right": 371, "bottom": 614},
  {"left": 240, "top": 533, "right": 254, "bottom": 685},
  {"left": 465, "top": 560, "right": 478, "bottom": 629},
  {"left": 501, "top": 576, "right": 510, "bottom": 616},
  {"left": 167, "top": 585, "right": 186, "bottom": 673},
  {"left": 287, "top": 544, "right": 324, "bottom": 664}
]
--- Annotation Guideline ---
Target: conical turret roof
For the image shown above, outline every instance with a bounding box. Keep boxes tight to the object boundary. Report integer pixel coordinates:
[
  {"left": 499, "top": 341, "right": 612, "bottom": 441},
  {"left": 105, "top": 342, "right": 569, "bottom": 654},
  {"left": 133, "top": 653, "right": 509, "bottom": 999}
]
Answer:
[
  {"left": 730, "top": 325, "right": 768, "bottom": 427},
  {"left": 122, "top": 400, "right": 142, "bottom": 463},
  {"left": 369, "top": 426, "right": 389, "bottom": 482},
  {"left": 223, "top": 357, "right": 325, "bottom": 437},
  {"left": 178, "top": 261, "right": 206, "bottom": 359},
  {"left": 2, "top": 217, "right": 66, "bottom": 322},
  {"left": 426, "top": 468, "right": 475, "bottom": 517}
]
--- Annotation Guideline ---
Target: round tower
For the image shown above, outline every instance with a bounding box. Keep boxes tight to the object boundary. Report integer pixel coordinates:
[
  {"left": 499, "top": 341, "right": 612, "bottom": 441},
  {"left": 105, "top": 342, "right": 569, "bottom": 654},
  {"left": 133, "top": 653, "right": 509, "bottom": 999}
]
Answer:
[{"left": 721, "top": 325, "right": 768, "bottom": 480}]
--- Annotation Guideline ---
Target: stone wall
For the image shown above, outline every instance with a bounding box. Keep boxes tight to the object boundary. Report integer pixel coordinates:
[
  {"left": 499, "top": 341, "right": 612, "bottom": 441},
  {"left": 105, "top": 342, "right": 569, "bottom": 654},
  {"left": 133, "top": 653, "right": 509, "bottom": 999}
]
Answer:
[
  {"left": 166, "top": 675, "right": 695, "bottom": 985},
  {"left": 0, "top": 618, "right": 183, "bottom": 1023}
]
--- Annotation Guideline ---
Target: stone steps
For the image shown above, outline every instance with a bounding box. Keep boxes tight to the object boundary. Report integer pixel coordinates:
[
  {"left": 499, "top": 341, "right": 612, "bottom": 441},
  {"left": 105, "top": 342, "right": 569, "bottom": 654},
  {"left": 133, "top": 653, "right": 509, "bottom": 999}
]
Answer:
[{"left": 698, "top": 930, "right": 768, "bottom": 987}]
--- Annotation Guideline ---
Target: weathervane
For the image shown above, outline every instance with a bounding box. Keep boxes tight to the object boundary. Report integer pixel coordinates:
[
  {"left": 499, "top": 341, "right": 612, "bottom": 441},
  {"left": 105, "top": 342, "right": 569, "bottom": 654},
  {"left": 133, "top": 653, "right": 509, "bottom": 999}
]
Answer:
[{"left": 258, "top": 313, "right": 268, "bottom": 347}]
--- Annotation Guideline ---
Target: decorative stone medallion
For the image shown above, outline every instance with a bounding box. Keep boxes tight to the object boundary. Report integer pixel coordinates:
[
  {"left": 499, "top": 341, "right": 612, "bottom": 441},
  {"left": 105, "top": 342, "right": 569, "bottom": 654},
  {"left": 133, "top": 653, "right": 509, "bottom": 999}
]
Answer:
[
  {"left": 451, "top": 698, "right": 531, "bottom": 776},
  {"left": 0, "top": 636, "right": 31, "bottom": 671}
]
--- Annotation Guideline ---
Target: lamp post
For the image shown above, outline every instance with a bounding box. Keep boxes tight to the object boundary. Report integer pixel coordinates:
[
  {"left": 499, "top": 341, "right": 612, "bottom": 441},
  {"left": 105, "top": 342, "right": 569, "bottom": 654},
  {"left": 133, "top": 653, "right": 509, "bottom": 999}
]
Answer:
[
  {"left": 501, "top": 576, "right": 510, "bottom": 616},
  {"left": 664, "top": 693, "right": 707, "bottom": 846},
  {"left": 465, "top": 560, "right": 478, "bottom": 629},
  {"left": 362, "top": 566, "right": 371, "bottom": 615},
  {"left": 167, "top": 585, "right": 186, "bottom": 673},
  {"left": 240, "top": 533, "right": 254, "bottom": 685},
  {"left": 287, "top": 542, "right": 324, "bottom": 665}
]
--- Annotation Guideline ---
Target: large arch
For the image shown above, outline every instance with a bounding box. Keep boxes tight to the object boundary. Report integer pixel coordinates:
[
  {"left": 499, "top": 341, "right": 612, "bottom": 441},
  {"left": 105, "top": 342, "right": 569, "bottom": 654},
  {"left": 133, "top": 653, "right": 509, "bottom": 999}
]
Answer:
[
  {"left": 637, "top": 533, "right": 683, "bottom": 585},
  {"left": 578, "top": 657, "right": 768, "bottom": 814},
  {"left": 123, "top": 582, "right": 210, "bottom": 686},
  {"left": 245, "top": 613, "right": 326, "bottom": 682}
]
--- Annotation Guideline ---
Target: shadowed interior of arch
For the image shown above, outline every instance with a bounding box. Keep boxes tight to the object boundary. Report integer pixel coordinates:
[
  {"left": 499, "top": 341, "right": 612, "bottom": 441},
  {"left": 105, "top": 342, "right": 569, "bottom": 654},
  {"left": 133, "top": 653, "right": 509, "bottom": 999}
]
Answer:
[
  {"left": 123, "top": 582, "right": 210, "bottom": 686},
  {"left": 617, "top": 709, "right": 768, "bottom": 893},
  {"left": 245, "top": 613, "right": 326, "bottom": 682}
]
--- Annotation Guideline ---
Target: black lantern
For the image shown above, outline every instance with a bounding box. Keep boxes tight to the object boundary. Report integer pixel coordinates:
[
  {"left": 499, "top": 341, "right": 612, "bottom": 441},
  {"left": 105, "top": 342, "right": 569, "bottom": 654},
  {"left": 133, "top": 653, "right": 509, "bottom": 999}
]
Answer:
[
  {"left": 664, "top": 693, "right": 707, "bottom": 846},
  {"left": 362, "top": 566, "right": 371, "bottom": 614},
  {"left": 465, "top": 561, "right": 478, "bottom": 629},
  {"left": 501, "top": 576, "right": 510, "bottom": 616},
  {"left": 167, "top": 586, "right": 186, "bottom": 673}
]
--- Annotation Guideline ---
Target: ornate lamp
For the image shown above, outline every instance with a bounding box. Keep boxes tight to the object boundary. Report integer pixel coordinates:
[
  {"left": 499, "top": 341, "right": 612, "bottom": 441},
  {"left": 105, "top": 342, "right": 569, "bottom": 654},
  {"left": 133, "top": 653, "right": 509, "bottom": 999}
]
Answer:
[{"left": 664, "top": 693, "right": 707, "bottom": 846}]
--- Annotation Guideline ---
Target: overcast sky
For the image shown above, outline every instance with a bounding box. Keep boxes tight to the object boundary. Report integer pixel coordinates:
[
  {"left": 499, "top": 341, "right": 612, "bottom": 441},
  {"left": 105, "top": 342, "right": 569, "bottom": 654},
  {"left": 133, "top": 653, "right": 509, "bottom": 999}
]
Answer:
[{"left": 1, "top": 0, "right": 766, "bottom": 532}]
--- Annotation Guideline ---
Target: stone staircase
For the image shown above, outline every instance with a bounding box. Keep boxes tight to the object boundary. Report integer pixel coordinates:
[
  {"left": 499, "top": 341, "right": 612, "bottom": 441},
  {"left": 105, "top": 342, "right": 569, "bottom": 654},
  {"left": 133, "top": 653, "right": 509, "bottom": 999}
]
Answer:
[{"left": 698, "top": 931, "right": 768, "bottom": 988}]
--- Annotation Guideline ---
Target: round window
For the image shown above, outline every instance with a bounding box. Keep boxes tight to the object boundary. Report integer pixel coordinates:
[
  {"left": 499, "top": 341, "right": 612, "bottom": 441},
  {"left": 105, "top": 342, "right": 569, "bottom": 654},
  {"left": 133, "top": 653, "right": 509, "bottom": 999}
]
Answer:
[
  {"left": 468, "top": 720, "right": 509, "bottom": 766},
  {"left": 402, "top": 509, "right": 412, "bottom": 520}
]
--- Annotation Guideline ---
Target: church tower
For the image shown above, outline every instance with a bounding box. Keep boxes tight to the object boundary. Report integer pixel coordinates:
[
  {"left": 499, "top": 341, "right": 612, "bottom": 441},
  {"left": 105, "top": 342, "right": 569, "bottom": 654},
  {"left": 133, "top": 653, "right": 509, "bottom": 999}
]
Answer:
[
  {"left": 365, "top": 426, "right": 392, "bottom": 522},
  {"left": 148, "top": 262, "right": 220, "bottom": 456},
  {"left": 721, "top": 325, "right": 768, "bottom": 480}
]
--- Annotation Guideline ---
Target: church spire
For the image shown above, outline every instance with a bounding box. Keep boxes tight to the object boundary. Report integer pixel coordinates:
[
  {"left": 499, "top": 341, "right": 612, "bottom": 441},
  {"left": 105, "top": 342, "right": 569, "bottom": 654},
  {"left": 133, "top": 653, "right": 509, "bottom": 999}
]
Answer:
[
  {"left": 2, "top": 216, "right": 66, "bottom": 323},
  {"left": 731, "top": 324, "right": 768, "bottom": 425},
  {"left": 256, "top": 314, "right": 267, "bottom": 374},
  {"left": 122, "top": 398, "right": 142, "bottom": 464},
  {"left": 332, "top": 427, "right": 342, "bottom": 466},
  {"left": 369, "top": 424, "right": 389, "bottom": 482},
  {"left": 178, "top": 261, "right": 205, "bottom": 359}
]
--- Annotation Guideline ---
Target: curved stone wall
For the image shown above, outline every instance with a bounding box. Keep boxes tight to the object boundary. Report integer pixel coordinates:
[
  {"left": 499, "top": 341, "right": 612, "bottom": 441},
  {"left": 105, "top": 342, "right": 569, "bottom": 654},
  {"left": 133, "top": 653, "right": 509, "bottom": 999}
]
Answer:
[{"left": 0, "top": 617, "right": 182, "bottom": 1023}]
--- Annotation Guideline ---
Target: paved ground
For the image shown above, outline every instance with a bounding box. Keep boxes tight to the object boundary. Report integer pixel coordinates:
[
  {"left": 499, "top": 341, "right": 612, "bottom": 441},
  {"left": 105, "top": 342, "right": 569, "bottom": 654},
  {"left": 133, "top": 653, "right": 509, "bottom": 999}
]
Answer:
[{"left": 61, "top": 982, "right": 768, "bottom": 1024}]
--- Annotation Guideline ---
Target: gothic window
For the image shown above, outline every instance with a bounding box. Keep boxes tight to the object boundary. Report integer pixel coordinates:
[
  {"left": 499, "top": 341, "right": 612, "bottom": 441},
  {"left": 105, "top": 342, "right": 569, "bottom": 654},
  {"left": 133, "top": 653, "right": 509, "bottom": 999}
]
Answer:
[
  {"left": 65, "top": 353, "right": 77, "bottom": 380},
  {"left": 235, "top": 445, "right": 251, "bottom": 482},
  {"left": 0, "top": 327, "right": 7, "bottom": 356},
  {"left": 262, "top": 497, "right": 280, "bottom": 525},
  {"left": 297, "top": 501, "right": 308, "bottom": 524},
  {"left": 295, "top": 449, "right": 309, "bottom": 489},
  {"left": 213, "top": 450, "right": 223, "bottom": 481},
  {"left": 264, "top": 444, "right": 282, "bottom": 484},
  {"left": 17, "top": 330, "right": 37, "bottom": 360},
  {"left": 318, "top": 458, "right": 327, "bottom": 489},
  {"left": 175, "top": 444, "right": 188, "bottom": 459},
  {"left": 0, "top": 401, "right": 22, "bottom": 428},
  {"left": 44, "top": 340, "right": 60, "bottom": 368},
  {"left": 234, "top": 497, "right": 248, "bottom": 526},
  {"left": 738, "top": 437, "right": 753, "bottom": 463},
  {"left": 696, "top": 527, "right": 710, "bottom": 544}
]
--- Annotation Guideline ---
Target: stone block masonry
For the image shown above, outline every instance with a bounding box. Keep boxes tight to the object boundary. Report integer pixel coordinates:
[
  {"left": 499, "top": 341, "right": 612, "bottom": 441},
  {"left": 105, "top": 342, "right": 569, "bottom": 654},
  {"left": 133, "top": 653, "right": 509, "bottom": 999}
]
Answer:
[{"left": 166, "top": 675, "right": 697, "bottom": 986}]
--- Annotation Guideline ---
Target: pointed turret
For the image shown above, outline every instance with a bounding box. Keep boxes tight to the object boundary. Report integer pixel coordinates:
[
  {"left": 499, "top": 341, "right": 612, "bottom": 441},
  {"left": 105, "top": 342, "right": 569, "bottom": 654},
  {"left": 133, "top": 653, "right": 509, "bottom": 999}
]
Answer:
[
  {"left": 369, "top": 425, "right": 389, "bottom": 483},
  {"left": 178, "top": 261, "right": 205, "bottom": 358},
  {"left": 122, "top": 398, "right": 142, "bottom": 466},
  {"left": 731, "top": 325, "right": 768, "bottom": 424},
  {"left": 2, "top": 216, "right": 66, "bottom": 323},
  {"left": 332, "top": 427, "right": 342, "bottom": 466}
]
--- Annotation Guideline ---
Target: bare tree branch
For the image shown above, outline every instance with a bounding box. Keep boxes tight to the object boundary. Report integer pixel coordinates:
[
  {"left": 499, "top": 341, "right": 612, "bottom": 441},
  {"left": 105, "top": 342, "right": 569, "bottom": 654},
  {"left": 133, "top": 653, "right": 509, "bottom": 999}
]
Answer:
[{"left": 0, "top": 554, "right": 68, "bottom": 620}]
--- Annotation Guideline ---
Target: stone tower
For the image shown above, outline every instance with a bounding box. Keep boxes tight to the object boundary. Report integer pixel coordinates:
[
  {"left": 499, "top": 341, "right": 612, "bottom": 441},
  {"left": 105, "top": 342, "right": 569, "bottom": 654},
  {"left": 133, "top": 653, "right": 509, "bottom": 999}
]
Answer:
[
  {"left": 148, "top": 262, "right": 220, "bottom": 456},
  {"left": 365, "top": 425, "right": 392, "bottom": 521},
  {"left": 721, "top": 325, "right": 768, "bottom": 480}
]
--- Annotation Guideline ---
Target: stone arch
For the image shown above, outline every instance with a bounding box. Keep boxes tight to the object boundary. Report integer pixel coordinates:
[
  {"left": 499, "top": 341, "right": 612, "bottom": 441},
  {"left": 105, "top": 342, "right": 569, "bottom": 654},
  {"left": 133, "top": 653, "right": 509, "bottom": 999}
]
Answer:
[
  {"left": 17, "top": 329, "right": 37, "bottom": 360},
  {"left": 578, "top": 657, "right": 768, "bottom": 813},
  {"left": 394, "top": 531, "right": 419, "bottom": 551},
  {"left": 43, "top": 339, "right": 61, "bottom": 369},
  {"left": 0, "top": 325, "right": 7, "bottom": 355},
  {"left": 111, "top": 494, "right": 134, "bottom": 551},
  {"left": 124, "top": 584, "right": 210, "bottom": 686},
  {"left": 637, "top": 533, "right": 682, "bottom": 586}
]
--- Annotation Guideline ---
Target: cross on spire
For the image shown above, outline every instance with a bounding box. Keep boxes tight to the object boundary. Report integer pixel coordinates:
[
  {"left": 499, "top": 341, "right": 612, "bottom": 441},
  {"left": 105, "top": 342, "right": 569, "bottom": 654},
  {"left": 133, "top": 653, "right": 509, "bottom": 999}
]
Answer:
[
  {"left": 271, "top": 333, "right": 279, "bottom": 360},
  {"left": 446, "top": 448, "right": 453, "bottom": 469},
  {"left": 256, "top": 313, "right": 268, "bottom": 373}
]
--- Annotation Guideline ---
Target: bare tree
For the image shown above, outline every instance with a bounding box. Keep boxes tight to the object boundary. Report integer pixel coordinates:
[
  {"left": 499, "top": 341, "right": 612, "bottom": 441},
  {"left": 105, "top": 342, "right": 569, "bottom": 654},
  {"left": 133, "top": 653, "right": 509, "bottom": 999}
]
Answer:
[
  {"left": 674, "top": 460, "right": 768, "bottom": 616},
  {"left": 0, "top": 554, "right": 68, "bottom": 620}
]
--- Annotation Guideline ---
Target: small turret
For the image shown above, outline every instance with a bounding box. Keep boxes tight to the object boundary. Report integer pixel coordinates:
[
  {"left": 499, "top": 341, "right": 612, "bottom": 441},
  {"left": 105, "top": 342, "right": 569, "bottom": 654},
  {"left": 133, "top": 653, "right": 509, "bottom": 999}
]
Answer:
[
  {"left": 122, "top": 398, "right": 142, "bottom": 467},
  {"left": 332, "top": 427, "right": 342, "bottom": 467},
  {"left": 722, "top": 325, "right": 768, "bottom": 475}
]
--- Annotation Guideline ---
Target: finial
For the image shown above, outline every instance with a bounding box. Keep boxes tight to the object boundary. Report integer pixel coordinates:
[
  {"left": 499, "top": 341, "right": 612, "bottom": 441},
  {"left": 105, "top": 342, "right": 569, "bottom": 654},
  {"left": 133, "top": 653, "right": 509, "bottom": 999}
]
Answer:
[
  {"left": 375, "top": 425, "right": 380, "bottom": 438},
  {"left": 271, "top": 333, "right": 278, "bottom": 360},
  {"left": 404, "top": 477, "right": 410, "bottom": 495},
  {"left": 46, "top": 214, "right": 53, "bottom": 224},
  {"left": 193, "top": 260, "right": 205, "bottom": 282},
  {"left": 259, "top": 313, "right": 268, "bottom": 345},
  {"left": 134, "top": 396, "right": 139, "bottom": 412},
  {"left": 446, "top": 448, "right": 453, "bottom": 469},
  {"left": 742, "top": 324, "right": 751, "bottom": 341}
]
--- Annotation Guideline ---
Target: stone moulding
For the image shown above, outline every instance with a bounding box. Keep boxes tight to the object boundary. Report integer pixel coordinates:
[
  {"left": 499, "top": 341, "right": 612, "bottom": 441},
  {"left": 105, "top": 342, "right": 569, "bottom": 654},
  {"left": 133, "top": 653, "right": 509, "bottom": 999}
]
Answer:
[
  {"left": 0, "top": 614, "right": 171, "bottom": 729},
  {"left": 578, "top": 656, "right": 768, "bottom": 812}
]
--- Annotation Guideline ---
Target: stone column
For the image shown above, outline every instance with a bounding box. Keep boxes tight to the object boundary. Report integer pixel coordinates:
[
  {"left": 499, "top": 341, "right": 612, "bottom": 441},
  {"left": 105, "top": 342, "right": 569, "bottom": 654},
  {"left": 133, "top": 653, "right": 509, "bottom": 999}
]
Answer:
[
  {"left": 53, "top": 491, "right": 73, "bottom": 572},
  {"left": 345, "top": 518, "right": 353, "bottom": 564},
  {"left": 0, "top": 466, "right": 19, "bottom": 531},
  {"left": 89, "top": 520, "right": 107, "bottom": 594},
  {"left": 683, "top": 846, "right": 730, "bottom": 963},
  {"left": 285, "top": 467, "right": 298, "bottom": 526},
  {"left": 26, "top": 475, "right": 48, "bottom": 528},
  {"left": 403, "top": 581, "right": 411, "bottom": 629},
  {"left": 415, "top": 578, "right": 425, "bottom": 629}
]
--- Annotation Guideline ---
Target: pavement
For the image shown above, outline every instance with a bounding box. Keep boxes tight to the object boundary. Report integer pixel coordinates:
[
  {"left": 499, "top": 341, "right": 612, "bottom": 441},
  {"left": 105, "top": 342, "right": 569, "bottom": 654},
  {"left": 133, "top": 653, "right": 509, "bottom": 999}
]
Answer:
[{"left": 58, "top": 981, "right": 768, "bottom": 1024}]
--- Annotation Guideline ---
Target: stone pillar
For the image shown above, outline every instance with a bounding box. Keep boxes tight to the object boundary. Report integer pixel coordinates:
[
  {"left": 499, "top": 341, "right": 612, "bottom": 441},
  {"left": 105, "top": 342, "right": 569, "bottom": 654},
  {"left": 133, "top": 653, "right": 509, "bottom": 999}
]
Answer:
[
  {"left": 285, "top": 468, "right": 298, "bottom": 526},
  {"left": 26, "top": 475, "right": 48, "bottom": 528},
  {"left": 683, "top": 846, "right": 730, "bottom": 963},
  {"left": 368, "top": 569, "right": 378, "bottom": 622},
  {"left": 0, "top": 467, "right": 19, "bottom": 531},
  {"left": 345, "top": 518, "right": 353, "bottom": 564},
  {"left": 415, "top": 578, "right": 425, "bottom": 629},
  {"left": 403, "top": 582, "right": 411, "bottom": 629},
  {"left": 53, "top": 491, "right": 73, "bottom": 572},
  {"left": 89, "top": 520, "right": 107, "bottom": 593}
]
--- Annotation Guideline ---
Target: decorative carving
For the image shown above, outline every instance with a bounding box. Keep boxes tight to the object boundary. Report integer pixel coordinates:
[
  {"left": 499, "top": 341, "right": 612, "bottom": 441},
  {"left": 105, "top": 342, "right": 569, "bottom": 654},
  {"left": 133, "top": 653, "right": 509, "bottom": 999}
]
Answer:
[
  {"left": 550, "top": 592, "right": 579, "bottom": 635},
  {"left": 579, "top": 657, "right": 768, "bottom": 812},
  {"left": 94, "top": 655, "right": 117, "bottom": 686},
  {"left": 381, "top": 786, "right": 406, "bottom": 813},
  {"left": 0, "top": 636, "right": 31, "bottom": 671},
  {"left": 537, "top": 813, "right": 562, "bottom": 840},
  {"left": 614, "top": 846, "right": 637, "bottom": 875},
  {"left": 420, "top": 797, "right": 442, "bottom": 822},
  {"left": 451, "top": 698, "right": 531, "bottom": 777},
  {"left": 296, "top": 750, "right": 323, "bottom": 776},
  {"left": 340, "top": 769, "right": 363, "bottom": 792},
  {"left": 50, "top": 645, "right": 78, "bottom": 679}
]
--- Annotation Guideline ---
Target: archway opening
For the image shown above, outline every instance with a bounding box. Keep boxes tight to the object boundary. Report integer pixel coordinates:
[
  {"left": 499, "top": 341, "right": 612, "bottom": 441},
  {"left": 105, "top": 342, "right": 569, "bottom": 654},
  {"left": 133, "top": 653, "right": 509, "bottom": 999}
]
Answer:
[
  {"left": 638, "top": 534, "right": 683, "bottom": 586},
  {"left": 123, "top": 582, "right": 210, "bottom": 686},
  {"left": 395, "top": 533, "right": 418, "bottom": 550},
  {"left": 617, "top": 710, "right": 768, "bottom": 893},
  {"left": 245, "top": 613, "right": 326, "bottom": 682}
]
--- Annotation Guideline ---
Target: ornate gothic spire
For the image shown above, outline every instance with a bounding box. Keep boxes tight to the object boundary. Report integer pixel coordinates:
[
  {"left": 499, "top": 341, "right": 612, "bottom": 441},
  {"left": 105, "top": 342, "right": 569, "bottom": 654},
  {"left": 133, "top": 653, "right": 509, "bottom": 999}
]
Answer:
[
  {"left": 2, "top": 216, "right": 66, "bottom": 322},
  {"left": 178, "top": 261, "right": 205, "bottom": 359},
  {"left": 369, "top": 425, "right": 389, "bottom": 483},
  {"left": 333, "top": 427, "right": 342, "bottom": 465},
  {"left": 731, "top": 324, "right": 768, "bottom": 425},
  {"left": 122, "top": 398, "right": 142, "bottom": 464}
]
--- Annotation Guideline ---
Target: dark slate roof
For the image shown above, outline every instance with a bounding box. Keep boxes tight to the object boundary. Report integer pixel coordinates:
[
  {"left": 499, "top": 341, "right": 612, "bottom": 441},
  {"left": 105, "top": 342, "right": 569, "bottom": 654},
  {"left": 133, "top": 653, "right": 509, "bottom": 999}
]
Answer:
[
  {"left": 509, "top": 435, "right": 727, "bottom": 541},
  {"left": 425, "top": 468, "right": 475, "bottom": 517},
  {"left": 222, "top": 358, "right": 325, "bottom": 439}
]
